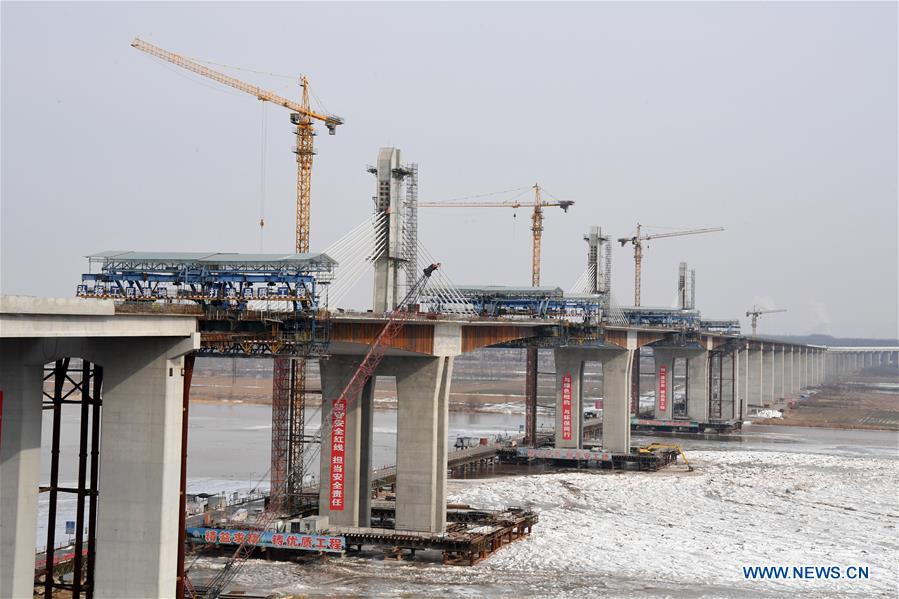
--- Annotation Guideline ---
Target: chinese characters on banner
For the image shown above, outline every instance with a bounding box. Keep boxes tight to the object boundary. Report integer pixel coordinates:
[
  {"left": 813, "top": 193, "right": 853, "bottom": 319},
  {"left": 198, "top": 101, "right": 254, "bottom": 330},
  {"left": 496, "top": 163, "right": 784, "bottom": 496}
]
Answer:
[
  {"left": 561, "top": 372, "right": 573, "bottom": 441},
  {"left": 658, "top": 364, "right": 668, "bottom": 412},
  {"left": 329, "top": 398, "right": 347, "bottom": 511},
  {"left": 189, "top": 528, "right": 345, "bottom": 553}
]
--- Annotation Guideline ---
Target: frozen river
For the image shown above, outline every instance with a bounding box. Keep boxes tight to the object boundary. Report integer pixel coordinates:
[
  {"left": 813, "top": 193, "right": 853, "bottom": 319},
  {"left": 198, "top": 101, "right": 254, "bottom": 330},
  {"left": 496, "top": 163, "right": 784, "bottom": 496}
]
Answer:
[{"left": 38, "top": 403, "right": 898, "bottom": 598}]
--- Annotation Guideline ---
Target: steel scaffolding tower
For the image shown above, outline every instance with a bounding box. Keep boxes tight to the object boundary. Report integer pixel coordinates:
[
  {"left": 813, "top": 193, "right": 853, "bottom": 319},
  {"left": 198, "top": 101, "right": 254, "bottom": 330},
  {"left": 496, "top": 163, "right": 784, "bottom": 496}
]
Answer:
[{"left": 404, "top": 163, "right": 419, "bottom": 297}]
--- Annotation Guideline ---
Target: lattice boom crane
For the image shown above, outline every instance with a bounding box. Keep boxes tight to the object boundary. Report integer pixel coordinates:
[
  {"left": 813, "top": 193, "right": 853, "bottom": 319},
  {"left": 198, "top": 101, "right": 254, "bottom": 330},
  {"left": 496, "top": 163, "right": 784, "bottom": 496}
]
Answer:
[{"left": 131, "top": 37, "right": 344, "bottom": 253}]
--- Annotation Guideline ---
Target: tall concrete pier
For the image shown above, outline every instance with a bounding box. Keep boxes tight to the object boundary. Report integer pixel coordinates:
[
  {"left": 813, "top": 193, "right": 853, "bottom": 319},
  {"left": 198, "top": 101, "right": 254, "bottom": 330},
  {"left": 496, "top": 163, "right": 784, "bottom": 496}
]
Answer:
[{"left": 0, "top": 297, "right": 198, "bottom": 599}]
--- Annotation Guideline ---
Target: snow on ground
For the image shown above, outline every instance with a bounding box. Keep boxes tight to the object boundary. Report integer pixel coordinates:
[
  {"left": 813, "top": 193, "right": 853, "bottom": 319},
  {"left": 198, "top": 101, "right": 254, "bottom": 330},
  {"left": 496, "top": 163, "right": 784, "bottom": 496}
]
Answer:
[
  {"left": 205, "top": 449, "right": 897, "bottom": 598},
  {"left": 447, "top": 450, "right": 898, "bottom": 598}
]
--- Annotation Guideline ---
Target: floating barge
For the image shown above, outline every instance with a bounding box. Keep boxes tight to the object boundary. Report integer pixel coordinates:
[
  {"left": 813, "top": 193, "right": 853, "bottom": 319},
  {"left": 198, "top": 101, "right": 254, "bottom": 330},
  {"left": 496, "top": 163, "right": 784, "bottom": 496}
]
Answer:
[
  {"left": 631, "top": 417, "right": 742, "bottom": 434},
  {"left": 185, "top": 503, "right": 537, "bottom": 567},
  {"left": 507, "top": 445, "right": 681, "bottom": 471}
]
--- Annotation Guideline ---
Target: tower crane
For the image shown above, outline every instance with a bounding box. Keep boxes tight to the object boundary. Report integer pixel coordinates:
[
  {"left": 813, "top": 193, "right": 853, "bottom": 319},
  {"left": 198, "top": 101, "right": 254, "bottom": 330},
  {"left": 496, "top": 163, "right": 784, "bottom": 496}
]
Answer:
[
  {"left": 131, "top": 39, "right": 345, "bottom": 595},
  {"left": 130, "top": 37, "right": 344, "bottom": 252},
  {"left": 419, "top": 183, "right": 573, "bottom": 286},
  {"left": 746, "top": 306, "right": 787, "bottom": 336},
  {"left": 618, "top": 224, "right": 724, "bottom": 306}
]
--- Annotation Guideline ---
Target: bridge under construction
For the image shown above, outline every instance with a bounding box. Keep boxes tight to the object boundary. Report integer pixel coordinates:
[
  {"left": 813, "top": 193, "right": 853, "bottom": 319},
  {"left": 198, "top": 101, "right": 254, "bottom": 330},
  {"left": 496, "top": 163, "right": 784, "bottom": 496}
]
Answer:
[{"left": 2, "top": 36, "right": 895, "bottom": 599}]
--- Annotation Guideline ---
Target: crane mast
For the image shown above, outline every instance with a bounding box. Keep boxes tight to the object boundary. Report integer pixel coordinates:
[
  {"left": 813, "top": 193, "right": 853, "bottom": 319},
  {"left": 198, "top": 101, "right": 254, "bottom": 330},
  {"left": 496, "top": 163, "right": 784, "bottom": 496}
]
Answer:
[
  {"left": 531, "top": 184, "right": 544, "bottom": 286},
  {"left": 294, "top": 78, "right": 314, "bottom": 253}
]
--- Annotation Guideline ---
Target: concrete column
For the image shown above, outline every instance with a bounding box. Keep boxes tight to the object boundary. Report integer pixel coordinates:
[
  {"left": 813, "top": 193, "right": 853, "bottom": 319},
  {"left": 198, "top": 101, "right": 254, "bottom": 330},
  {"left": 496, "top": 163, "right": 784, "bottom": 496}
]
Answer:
[
  {"left": 798, "top": 348, "right": 807, "bottom": 389},
  {"left": 787, "top": 348, "right": 796, "bottom": 393},
  {"left": 773, "top": 346, "right": 785, "bottom": 400},
  {"left": 553, "top": 345, "right": 632, "bottom": 453},
  {"left": 809, "top": 349, "right": 816, "bottom": 386},
  {"left": 748, "top": 347, "right": 764, "bottom": 408},
  {"left": 92, "top": 338, "right": 194, "bottom": 599},
  {"left": 357, "top": 378, "right": 375, "bottom": 527},
  {"left": 686, "top": 351, "right": 710, "bottom": 422},
  {"left": 602, "top": 350, "right": 633, "bottom": 453},
  {"left": 761, "top": 347, "right": 775, "bottom": 406},
  {"left": 738, "top": 348, "right": 748, "bottom": 419},
  {"left": 653, "top": 347, "right": 708, "bottom": 422},
  {"left": 318, "top": 356, "right": 368, "bottom": 528},
  {"left": 395, "top": 356, "right": 453, "bottom": 533},
  {"left": 0, "top": 340, "right": 44, "bottom": 599},
  {"left": 553, "top": 348, "right": 583, "bottom": 449}
]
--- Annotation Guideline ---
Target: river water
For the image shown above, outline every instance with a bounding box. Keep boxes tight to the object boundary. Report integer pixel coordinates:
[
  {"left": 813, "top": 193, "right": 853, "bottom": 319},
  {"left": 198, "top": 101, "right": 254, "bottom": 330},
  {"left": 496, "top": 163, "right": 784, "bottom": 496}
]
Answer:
[{"left": 37, "top": 403, "right": 898, "bottom": 598}]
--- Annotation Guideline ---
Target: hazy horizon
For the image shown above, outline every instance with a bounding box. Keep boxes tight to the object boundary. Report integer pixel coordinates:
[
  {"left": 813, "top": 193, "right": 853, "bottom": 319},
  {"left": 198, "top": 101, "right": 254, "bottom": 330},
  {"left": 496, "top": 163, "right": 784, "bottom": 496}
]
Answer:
[{"left": 2, "top": 2, "right": 896, "bottom": 338}]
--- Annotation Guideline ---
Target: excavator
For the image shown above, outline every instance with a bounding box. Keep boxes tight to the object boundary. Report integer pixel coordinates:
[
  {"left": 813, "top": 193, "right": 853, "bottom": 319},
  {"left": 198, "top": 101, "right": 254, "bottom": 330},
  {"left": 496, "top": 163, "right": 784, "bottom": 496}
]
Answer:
[{"left": 638, "top": 443, "right": 694, "bottom": 472}]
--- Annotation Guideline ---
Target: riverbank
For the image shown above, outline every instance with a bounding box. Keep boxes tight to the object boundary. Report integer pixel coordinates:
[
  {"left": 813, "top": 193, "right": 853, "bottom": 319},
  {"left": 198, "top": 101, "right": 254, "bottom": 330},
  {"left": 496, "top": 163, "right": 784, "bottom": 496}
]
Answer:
[{"left": 753, "top": 382, "right": 899, "bottom": 431}]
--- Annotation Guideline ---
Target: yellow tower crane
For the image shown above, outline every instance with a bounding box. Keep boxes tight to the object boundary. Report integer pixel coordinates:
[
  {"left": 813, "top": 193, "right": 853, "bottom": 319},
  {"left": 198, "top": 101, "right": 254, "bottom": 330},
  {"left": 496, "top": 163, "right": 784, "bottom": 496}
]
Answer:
[
  {"left": 131, "top": 39, "right": 344, "bottom": 538},
  {"left": 618, "top": 223, "right": 724, "bottom": 307},
  {"left": 418, "top": 183, "right": 573, "bottom": 286},
  {"left": 130, "top": 38, "right": 344, "bottom": 253}
]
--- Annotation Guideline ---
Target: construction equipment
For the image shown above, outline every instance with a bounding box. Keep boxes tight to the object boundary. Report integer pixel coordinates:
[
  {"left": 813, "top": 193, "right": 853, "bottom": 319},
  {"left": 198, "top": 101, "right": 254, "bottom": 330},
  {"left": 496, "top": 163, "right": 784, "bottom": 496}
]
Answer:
[
  {"left": 618, "top": 224, "right": 724, "bottom": 306},
  {"left": 198, "top": 264, "right": 440, "bottom": 598},
  {"left": 130, "top": 38, "right": 343, "bottom": 253},
  {"left": 638, "top": 443, "right": 694, "bottom": 471},
  {"left": 131, "top": 39, "right": 344, "bottom": 594},
  {"left": 419, "top": 183, "right": 573, "bottom": 287},
  {"left": 746, "top": 306, "right": 787, "bottom": 336},
  {"left": 420, "top": 184, "right": 572, "bottom": 448},
  {"left": 330, "top": 263, "right": 441, "bottom": 407}
]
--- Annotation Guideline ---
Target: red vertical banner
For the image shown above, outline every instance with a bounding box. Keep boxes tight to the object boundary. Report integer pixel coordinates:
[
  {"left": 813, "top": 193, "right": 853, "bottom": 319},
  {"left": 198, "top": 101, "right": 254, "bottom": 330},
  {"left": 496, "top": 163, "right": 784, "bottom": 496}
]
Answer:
[
  {"left": 329, "top": 398, "right": 347, "bottom": 511},
  {"left": 658, "top": 365, "right": 668, "bottom": 412},
  {"left": 561, "top": 373, "right": 573, "bottom": 441}
]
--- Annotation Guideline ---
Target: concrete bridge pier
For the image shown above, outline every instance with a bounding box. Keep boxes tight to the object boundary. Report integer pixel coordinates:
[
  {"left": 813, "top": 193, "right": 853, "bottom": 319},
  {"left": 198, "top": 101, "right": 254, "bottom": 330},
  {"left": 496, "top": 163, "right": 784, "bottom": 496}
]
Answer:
[
  {"left": 747, "top": 345, "right": 764, "bottom": 409},
  {"left": 738, "top": 347, "right": 749, "bottom": 418},
  {"left": 799, "top": 347, "right": 808, "bottom": 389},
  {"left": 1, "top": 307, "right": 199, "bottom": 599},
  {"left": 762, "top": 347, "right": 775, "bottom": 406},
  {"left": 651, "top": 346, "right": 706, "bottom": 421},
  {"left": 318, "top": 354, "right": 454, "bottom": 533},
  {"left": 773, "top": 346, "right": 785, "bottom": 401},
  {"left": 553, "top": 345, "right": 633, "bottom": 453}
]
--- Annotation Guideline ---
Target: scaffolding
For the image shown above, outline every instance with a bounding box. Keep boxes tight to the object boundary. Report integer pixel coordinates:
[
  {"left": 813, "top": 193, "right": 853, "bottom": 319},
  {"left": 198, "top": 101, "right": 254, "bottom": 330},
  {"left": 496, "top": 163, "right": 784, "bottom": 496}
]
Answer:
[
  {"left": 270, "top": 356, "right": 308, "bottom": 514},
  {"left": 39, "top": 359, "right": 102, "bottom": 599},
  {"left": 404, "top": 163, "right": 419, "bottom": 297}
]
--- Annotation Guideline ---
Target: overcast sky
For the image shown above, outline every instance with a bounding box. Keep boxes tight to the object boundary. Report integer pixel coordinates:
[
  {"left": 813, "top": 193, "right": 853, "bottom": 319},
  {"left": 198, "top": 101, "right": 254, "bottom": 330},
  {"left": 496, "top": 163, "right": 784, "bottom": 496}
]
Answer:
[{"left": 2, "top": 2, "right": 896, "bottom": 338}]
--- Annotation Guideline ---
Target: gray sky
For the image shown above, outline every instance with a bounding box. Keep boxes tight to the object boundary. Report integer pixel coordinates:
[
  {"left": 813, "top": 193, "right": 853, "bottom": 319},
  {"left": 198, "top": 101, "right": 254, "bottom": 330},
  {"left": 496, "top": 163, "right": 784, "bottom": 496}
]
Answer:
[{"left": 2, "top": 2, "right": 896, "bottom": 338}]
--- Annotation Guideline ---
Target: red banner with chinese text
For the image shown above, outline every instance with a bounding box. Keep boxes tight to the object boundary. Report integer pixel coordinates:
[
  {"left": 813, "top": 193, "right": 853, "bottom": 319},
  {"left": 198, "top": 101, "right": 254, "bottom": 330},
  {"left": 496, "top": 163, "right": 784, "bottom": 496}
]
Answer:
[
  {"left": 658, "top": 365, "right": 668, "bottom": 412},
  {"left": 561, "top": 373, "right": 573, "bottom": 441},
  {"left": 329, "top": 398, "right": 347, "bottom": 511}
]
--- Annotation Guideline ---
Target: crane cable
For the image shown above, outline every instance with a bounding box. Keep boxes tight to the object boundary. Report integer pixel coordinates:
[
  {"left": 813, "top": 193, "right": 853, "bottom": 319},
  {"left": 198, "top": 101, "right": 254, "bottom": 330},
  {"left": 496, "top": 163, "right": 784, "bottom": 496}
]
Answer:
[{"left": 259, "top": 103, "right": 267, "bottom": 252}]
